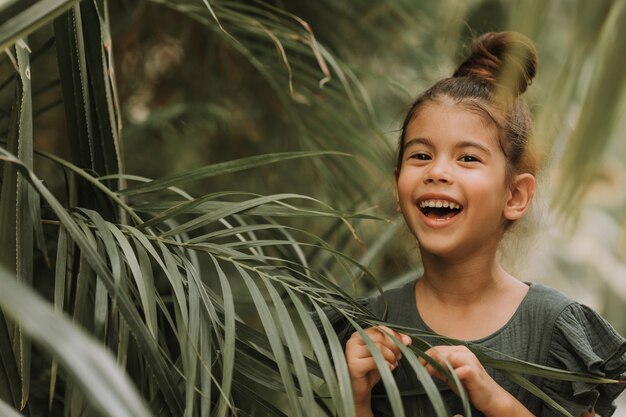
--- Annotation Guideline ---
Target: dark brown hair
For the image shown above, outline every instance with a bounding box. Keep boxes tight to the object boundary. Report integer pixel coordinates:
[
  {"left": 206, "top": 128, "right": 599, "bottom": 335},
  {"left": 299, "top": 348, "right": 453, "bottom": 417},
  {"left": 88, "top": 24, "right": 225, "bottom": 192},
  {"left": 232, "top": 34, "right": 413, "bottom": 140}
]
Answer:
[{"left": 396, "top": 32, "right": 538, "bottom": 181}]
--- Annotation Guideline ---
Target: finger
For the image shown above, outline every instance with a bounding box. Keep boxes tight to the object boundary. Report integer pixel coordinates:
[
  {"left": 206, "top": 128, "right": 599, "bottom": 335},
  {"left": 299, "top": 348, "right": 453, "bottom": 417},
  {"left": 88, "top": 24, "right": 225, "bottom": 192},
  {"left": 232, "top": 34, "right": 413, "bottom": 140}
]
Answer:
[
  {"left": 347, "top": 357, "right": 378, "bottom": 377},
  {"left": 419, "top": 346, "right": 443, "bottom": 368},
  {"left": 348, "top": 355, "right": 400, "bottom": 379},
  {"left": 346, "top": 328, "right": 392, "bottom": 349},
  {"left": 419, "top": 348, "right": 453, "bottom": 380},
  {"left": 376, "top": 326, "right": 412, "bottom": 346},
  {"left": 348, "top": 327, "right": 411, "bottom": 368},
  {"left": 428, "top": 346, "right": 483, "bottom": 377},
  {"left": 376, "top": 343, "right": 402, "bottom": 365},
  {"left": 420, "top": 346, "right": 486, "bottom": 394},
  {"left": 421, "top": 361, "right": 447, "bottom": 381},
  {"left": 362, "top": 328, "right": 404, "bottom": 361},
  {"left": 347, "top": 342, "right": 399, "bottom": 365},
  {"left": 374, "top": 326, "right": 414, "bottom": 355},
  {"left": 349, "top": 356, "right": 395, "bottom": 368},
  {"left": 352, "top": 326, "right": 412, "bottom": 352},
  {"left": 347, "top": 329, "right": 400, "bottom": 353},
  {"left": 446, "top": 350, "right": 481, "bottom": 370},
  {"left": 422, "top": 345, "right": 472, "bottom": 368}
]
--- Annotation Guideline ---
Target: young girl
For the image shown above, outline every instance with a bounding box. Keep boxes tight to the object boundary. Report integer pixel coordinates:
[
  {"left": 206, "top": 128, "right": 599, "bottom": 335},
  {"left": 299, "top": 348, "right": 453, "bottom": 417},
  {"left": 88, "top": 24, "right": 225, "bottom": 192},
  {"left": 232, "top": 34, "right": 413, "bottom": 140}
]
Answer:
[{"left": 344, "top": 32, "right": 626, "bottom": 417}]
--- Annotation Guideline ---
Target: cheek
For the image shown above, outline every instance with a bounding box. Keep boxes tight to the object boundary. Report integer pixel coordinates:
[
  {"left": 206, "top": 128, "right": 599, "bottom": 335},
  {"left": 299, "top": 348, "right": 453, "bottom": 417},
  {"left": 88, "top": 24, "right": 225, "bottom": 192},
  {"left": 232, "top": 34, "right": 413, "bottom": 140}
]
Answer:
[
  {"left": 474, "top": 178, "right": 510, "bottom": 212},
  {"left": 396, "top": 174, "right": 416, "bottom": 201}
]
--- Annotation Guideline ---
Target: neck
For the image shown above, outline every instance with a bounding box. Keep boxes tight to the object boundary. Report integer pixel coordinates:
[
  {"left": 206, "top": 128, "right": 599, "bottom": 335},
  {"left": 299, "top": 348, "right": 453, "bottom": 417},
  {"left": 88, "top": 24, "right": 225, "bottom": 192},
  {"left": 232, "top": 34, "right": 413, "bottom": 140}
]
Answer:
[{"left": 418, "top": 248, "right": 509, "bottom": 305}]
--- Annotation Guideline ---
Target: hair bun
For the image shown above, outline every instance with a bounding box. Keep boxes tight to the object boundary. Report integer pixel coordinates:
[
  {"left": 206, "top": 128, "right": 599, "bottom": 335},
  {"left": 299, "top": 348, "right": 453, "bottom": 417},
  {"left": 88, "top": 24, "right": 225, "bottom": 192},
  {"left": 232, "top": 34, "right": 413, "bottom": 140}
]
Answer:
[{"left": 453, "top": 32, "right": 537, "bottom": 96}]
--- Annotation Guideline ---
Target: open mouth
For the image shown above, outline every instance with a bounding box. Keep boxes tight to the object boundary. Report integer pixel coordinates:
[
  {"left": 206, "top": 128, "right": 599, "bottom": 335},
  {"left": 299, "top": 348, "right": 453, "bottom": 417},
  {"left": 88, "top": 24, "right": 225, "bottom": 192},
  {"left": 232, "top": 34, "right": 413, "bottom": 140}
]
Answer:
[{"left": 419, "top": 199, "right": 463, "bottom": 220}]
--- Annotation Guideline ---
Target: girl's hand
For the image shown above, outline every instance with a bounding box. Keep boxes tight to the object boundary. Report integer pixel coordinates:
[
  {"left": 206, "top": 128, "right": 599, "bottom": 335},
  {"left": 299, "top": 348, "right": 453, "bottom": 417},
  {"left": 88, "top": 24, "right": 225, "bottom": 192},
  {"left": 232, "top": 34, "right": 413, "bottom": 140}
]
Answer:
[
  {"left": 345, "top": 326, "right": 412, "bottom": 410},
  {"left": 419, "top": 345, "right": 532, "bottom": 416}
]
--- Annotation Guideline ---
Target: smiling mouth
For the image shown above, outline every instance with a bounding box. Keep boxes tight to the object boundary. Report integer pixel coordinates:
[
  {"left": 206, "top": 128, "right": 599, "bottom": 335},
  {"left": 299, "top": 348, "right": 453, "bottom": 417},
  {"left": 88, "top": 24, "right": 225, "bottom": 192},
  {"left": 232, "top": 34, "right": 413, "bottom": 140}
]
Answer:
[{"left": 419, "top": 199, "right": 463, "bottom": 220}]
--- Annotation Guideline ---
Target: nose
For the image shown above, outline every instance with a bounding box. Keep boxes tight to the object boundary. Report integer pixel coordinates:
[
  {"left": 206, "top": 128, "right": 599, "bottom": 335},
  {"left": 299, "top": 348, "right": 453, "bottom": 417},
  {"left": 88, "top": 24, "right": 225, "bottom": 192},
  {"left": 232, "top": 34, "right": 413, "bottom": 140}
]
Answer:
[{"left": 423, "top": 158, "right": 453, "bottom": 184}]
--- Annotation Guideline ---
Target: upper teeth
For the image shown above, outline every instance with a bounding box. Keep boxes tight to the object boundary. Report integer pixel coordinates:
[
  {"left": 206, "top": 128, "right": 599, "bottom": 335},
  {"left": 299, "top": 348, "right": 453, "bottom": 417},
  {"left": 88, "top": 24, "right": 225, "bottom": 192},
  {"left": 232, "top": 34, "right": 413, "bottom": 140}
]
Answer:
[{"left": 419, "top": 199, "right": 461, "bottom": 210}]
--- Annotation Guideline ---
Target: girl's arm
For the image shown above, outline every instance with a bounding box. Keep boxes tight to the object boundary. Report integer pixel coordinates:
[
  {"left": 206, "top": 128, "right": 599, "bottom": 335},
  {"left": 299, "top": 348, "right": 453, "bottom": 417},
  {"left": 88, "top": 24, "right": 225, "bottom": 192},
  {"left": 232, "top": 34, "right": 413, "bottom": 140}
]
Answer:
[
  {"left": 420, "top": 345, "right": 534, "bottom": 417},
  {"left": 344, "top": 326, "right": 412, "bottom": 415}
]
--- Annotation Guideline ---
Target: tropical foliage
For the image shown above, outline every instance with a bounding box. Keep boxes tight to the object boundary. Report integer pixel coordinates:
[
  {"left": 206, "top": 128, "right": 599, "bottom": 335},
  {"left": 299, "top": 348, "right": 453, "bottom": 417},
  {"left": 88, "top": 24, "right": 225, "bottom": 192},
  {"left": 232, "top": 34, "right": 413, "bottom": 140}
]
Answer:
[{"left": 0, "top": 1, "right": 625, "bottom": 416}]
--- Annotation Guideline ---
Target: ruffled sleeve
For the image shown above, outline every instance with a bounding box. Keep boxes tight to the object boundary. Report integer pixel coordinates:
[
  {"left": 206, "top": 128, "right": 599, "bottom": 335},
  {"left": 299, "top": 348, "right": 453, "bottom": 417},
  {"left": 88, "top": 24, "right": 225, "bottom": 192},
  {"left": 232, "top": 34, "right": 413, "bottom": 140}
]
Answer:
[{"left": 543, "top": 303, "right": 626, "bottom": 417}]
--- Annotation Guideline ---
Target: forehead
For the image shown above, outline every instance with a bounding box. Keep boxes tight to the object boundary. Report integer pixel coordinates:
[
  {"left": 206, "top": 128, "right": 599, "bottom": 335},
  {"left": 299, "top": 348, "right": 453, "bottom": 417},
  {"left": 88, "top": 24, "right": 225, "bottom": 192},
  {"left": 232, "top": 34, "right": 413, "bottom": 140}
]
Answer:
[{"left": 404, "top": 101, "right": 500, "bottom": 149}]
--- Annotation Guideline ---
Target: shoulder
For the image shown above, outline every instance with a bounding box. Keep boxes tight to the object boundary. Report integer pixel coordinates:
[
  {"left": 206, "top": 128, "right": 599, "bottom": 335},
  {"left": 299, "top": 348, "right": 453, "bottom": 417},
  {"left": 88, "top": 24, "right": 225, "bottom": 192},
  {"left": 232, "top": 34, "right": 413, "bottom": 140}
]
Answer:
[
  {"left": 517, "top": 283, "right": 585, "bottom": 333},
  {"left": 550, "top": 296, "right": 626, "bottom": 372},
  {"left": 527, "top": 283, "right": 624, "bottom": 349},
  {"left": 527, "top": 283, "right": 625, "bottom": 368},
  {"left": 530, "top": 283, "right": 626, "bottom": 416},
  {"left": 526, "top": 282, "right": 576, "bottom": 311},
  {"left": 365, "top": 280, "right": 417, "bottom": 323}
]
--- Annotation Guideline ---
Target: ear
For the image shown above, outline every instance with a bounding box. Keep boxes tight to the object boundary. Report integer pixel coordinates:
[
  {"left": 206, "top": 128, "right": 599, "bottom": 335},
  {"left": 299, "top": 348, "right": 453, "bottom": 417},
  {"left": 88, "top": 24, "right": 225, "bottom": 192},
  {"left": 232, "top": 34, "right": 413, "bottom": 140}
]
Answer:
[
  {"left": 503, "top": 173, "right": 535, "bottom": 221},
  {"left": 392, "top": 169, "right": 401, "bottom": 213}
]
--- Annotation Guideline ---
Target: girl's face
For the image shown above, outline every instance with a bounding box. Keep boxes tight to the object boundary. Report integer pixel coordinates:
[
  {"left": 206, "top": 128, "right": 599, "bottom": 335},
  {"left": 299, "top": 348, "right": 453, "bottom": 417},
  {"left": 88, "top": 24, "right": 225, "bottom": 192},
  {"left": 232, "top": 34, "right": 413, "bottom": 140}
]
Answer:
[{"left": 394, "top": 101, "right": 517, "bottom": 261}]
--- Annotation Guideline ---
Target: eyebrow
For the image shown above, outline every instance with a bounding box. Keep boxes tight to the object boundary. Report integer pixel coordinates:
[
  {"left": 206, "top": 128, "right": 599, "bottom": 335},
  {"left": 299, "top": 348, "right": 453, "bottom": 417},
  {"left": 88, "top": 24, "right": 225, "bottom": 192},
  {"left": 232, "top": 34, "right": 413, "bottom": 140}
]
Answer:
[
  {"left": 456, "top": 140, "right": 491, "bottom": 155},
  {"left": 404, "top": 137, "right": 491, "bottom": 155},
  {"left": 403, "top": 137, "right": 433, "bottom": 149}
]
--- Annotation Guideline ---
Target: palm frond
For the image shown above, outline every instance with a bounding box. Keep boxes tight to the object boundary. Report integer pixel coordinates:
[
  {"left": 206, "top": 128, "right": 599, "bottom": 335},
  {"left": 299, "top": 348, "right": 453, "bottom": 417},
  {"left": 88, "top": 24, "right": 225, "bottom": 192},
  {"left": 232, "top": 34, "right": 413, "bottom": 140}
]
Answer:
[
  {"left": 0, "top": 264, "right": 153, "bottom": 417},
  {"left": 0, "top": 0, "right": 79, "bottom": 51}
]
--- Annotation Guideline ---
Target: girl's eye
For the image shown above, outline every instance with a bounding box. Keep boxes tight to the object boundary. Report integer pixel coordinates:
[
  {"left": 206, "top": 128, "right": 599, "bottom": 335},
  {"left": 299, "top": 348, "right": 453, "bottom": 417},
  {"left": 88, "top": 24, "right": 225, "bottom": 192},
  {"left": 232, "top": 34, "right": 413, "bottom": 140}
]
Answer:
[
  {"left": 459, "top": 154, "right": 481, "bottom": 163},
  {"left": 409, "top": 152, "right": 431, "bottom": 161}
]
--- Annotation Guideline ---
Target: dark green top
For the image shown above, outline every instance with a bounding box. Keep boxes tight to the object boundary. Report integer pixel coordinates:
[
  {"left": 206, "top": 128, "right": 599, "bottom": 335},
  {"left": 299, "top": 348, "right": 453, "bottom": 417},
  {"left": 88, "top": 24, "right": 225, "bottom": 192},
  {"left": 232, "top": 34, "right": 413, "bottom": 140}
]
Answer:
[{"left": 351, "top": 281, "right": 626, "bottom": 417}]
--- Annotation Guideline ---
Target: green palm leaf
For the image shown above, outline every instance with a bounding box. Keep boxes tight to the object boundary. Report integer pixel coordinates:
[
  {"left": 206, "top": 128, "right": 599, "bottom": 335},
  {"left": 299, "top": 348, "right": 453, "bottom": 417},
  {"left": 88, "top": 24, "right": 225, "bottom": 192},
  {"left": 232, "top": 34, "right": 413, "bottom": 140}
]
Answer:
[
  {"left": 0, "top": 0, "right": 80, "bottom": 51},
  {"left": 0, "top": 146, "right": 184, "bottom": 414},
  {"left": 0, "top": 264, "right": 153, "bottom": 417}
]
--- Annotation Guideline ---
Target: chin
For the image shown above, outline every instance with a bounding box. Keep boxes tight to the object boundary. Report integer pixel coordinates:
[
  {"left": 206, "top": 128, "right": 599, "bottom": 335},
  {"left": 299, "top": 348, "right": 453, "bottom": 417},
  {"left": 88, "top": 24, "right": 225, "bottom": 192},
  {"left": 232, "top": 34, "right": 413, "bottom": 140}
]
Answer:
[{"left": 417, "top": 240, "right": 460, "bottom": 258}]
